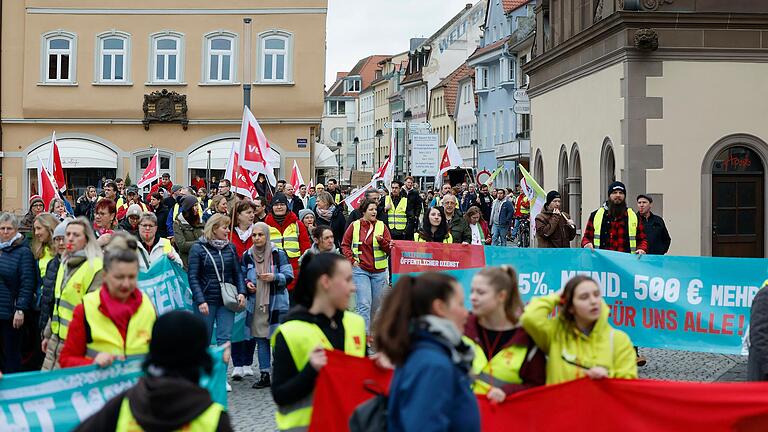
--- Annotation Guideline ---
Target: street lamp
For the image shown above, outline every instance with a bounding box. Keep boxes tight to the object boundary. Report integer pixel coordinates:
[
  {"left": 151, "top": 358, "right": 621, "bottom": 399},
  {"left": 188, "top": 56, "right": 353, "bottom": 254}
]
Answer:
[
  {"left": 335, "top": 141, "right": 343, "bottom": 183},
  {"left": 353, "top": 137, "right": 359, "bottom": 170},
  {"left": 375, "top": 129, "right": 384, "bottom": 171},
  {"left": 470, "top": 139, "right": 478, "bottom": 171},
  {"left": 403, "top": 110, "right": 413, "bottom": 177}
]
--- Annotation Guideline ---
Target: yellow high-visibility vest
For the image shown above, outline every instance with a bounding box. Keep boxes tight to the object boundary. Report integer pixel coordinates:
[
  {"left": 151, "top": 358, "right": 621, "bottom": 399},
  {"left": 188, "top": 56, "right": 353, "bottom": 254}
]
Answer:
[
  {"left": 351, "top": 220, "right": 388, "bottom": 270},
  {"left": 270, "top": 222, "right": 301, "bottom": 258},
  {"left": 116, "top": 397, "right": 223, "bottom": 432},
  {"left": 593, "top": 207, "right": 638, "bottom": 253},
  {"left": 463, "top": 336, "right": 529, "bottom": 395},
  {"left": 271, "top": 312, "right": 366, "bottom": 432},
  {"left": 51, "top": 258, "right": 103, "bottom": 340},
  {"left": 82, "top": 289, "right": 156, "bottom": 360},
  {"left": 385, "top": 195, "right": 408, "bottom": 231}
]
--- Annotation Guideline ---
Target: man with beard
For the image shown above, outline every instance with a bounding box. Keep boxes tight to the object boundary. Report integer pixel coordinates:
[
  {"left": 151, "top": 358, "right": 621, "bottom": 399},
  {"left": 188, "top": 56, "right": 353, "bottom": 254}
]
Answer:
[{"left": 582, "top": 180, "right": 647, "bottom": 367}]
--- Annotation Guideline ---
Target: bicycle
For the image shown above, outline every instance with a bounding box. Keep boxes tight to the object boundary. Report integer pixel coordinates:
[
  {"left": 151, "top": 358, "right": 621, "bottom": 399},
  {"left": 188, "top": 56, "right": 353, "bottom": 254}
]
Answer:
[{"left": 512, "top": 216, "right": 530, "bottom": 248}]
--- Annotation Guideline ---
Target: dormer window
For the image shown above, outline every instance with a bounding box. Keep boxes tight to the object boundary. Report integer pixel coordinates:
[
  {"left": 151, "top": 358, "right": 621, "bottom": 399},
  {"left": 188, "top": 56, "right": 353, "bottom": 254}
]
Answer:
[{"left": 345, "top": 78, "right": 361, "bottom": 92}]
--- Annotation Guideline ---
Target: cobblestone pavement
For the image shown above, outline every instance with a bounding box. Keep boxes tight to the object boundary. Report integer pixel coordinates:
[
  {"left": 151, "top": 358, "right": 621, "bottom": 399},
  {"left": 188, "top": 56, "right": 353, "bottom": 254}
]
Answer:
[{"left": 227, "top": 347, "right": 748, "bottom": 431}]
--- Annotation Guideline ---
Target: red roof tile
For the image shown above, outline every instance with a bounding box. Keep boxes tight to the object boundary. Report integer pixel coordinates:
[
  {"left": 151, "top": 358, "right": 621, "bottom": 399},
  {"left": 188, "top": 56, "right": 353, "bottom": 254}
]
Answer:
[
  {"left": 503, "top": 0, "right": 530, "bottom": 14},
  {"left": 467, "top": 35, "right": 511, "bottom": 61}
]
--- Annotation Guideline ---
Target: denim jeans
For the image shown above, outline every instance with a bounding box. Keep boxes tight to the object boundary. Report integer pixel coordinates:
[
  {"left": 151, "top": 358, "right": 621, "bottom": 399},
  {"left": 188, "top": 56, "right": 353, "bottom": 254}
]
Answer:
[
  {"left": 231, "top": 338, "right": 257, "bottom": 367},
  {"left": 491, "top": 224, "right": 509, "bottom": 246},
  {"left": 352, "top": 266, "right": 389, "bottom": 332},
  {"left": 510, "top": 219, "right": 521, "bottom": 238},
  {"left": 197, "top": 302, "right": 235, "bottom": 346},
  {"left": 255, "top": 337, "right": 271, "bottom": 372}
]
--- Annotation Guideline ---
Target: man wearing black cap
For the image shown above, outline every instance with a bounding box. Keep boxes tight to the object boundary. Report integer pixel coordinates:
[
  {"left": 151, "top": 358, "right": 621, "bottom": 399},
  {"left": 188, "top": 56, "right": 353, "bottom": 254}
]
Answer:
[
  {"left": 636, "top": 194, "right": 671, "bottom": 255},
  {"left": 74, "top": 311, "right": 233, "bottom": 432},
  {"left": 535, "top": 190, "right": 577, "bottom": 248},
  {"left": 582, "top": 181, "right": 647, "bottom": 255}
]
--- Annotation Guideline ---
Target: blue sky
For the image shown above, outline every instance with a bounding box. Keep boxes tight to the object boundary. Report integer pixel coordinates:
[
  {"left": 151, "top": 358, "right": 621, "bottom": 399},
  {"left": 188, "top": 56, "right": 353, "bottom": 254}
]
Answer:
[{"left": 325, "top": 0, "right": 479, "bottom": 88}]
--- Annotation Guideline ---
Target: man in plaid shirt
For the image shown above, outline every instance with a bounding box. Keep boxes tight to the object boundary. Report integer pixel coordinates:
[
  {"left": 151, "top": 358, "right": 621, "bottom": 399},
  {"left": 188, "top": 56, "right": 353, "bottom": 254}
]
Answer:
[{"left": 582, "top": 180, "right": 648, "bottom": 367}]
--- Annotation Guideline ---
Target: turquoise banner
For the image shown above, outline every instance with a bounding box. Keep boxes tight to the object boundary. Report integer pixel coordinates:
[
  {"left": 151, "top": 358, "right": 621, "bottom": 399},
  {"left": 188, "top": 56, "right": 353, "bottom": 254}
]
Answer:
[
  {"left": 0, "top": 347, "right": 228, "bottom": 432},
  {"left": 392, "top": 242, "right": 768, "bottom": 355}
]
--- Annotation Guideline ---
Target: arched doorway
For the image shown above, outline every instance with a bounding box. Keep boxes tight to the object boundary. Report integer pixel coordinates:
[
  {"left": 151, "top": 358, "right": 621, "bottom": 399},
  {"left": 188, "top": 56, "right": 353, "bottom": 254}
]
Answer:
[
  {"left": 533, "top": 149, "right": 544, "bottom": 187},
  {"left": 710, "top": 145, "right": 764, "bottom": 257},
  {"left": 600, "top": 138, "right": 616, "bottom": 197},
  {"left": 186, "top": 138, "right": 281, "bottom": 186},
  {"left": 558, "top": 146, "right": 570, "bottom": 214},
  {"left": 569, "top": 144, "right": 582, "bottom": 241}
]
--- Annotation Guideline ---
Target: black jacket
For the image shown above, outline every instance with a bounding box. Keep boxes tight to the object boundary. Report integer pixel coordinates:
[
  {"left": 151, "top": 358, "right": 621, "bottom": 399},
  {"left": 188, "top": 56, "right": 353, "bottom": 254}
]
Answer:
[
  {"left": 315, "top": 206, "right": 346, "bottom": 249},
  {"left": 288, "top": 195, "right": 305, "bottom": 216},
  {"left": 75, "top": 195, "right": 97, "bottom": 222},
  {"left": 153, "top": 203, "right": 171, "bottom": 239},
  {"left": 404, "top": 188, "right": 423, "bottom": 237},
  {"left": 640, "top": 212, "right": 671, "bottom": 255},
  {"left": 477, "top": 192, "right": 494, "bottom": 223},
  {"left": 74, "top": 376, "right": 233, "bottom": 432},
  {"left": 38, "top": 254, "right": 61, "bottom": 333},
  {"left": 749, "top": 283, "right": 768, "bottom": 381}
]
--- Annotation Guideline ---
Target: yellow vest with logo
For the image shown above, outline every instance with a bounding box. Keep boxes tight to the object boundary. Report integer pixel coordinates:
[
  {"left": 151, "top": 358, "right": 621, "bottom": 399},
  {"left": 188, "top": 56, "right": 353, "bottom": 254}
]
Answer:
[
  {"left": 593, "top": 207, "right": 639, "bottom": 253},
  {"left": 116, "top": 397, "right": 223, "bottom": 432},
  {"left": 82, "top": 289, "right": 156, "bottom": 359},
  {"left": 51, "top": 258, "right": 104, "bottom": 340},
  {"left": 385, "top": 195, "right": 408, "bottom": 231},
  {"left": 270, "top": 222, "right": 301, "bottom": 258},
  {"left": 463, "top": 336, "right": 528, "bottom": 395},
  {"left": 271, "top": 312, "right": 366, "bottom": 432},
  {"left": 414, "top": 232, "right": 453, "bottom": 243},
  {"left": 351, "top": 220, "right": 388, "bottom": 270}
]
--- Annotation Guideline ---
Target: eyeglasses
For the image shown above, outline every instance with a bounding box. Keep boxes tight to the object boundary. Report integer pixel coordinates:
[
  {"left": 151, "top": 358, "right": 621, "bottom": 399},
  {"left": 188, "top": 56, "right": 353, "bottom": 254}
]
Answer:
[
  {"left": 140, "top": 224, "right": 156, "bottom": 229},
  {"left": 32, "top": 204, "right": 44, "bottom": 208}
]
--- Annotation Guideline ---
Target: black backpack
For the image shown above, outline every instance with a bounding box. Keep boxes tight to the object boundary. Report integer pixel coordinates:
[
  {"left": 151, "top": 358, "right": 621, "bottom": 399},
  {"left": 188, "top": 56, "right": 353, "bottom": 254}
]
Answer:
[{"left": 348, "top": 380, "right": 388, "bottom": 432}]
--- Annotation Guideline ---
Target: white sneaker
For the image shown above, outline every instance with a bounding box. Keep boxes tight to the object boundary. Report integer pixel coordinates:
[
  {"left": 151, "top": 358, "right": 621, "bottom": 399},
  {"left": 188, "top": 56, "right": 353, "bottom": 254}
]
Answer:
[
  {"left": 243, "top": 366, "right": 254, "bottom": 377},
  {"left": 231, "top": 366, "right": 244, "bottom": 381},
  {"left": 226, "top": 382, "right": 232, "bottom": 392}
]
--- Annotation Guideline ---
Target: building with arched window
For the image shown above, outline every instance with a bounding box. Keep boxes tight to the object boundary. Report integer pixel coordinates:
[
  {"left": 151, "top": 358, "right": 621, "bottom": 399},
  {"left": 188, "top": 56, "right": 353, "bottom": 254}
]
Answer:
[
  {"left": 1, "top": 1, "right": 326, "bottom": 212},
  {"left": 526, "top": 1, "right": 768, "bottom": 257}
]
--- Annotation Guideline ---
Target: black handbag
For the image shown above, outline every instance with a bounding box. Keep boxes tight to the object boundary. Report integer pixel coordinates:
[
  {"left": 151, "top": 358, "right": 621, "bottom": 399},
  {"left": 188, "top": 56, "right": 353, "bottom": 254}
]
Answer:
[{"left": 348, "top": 380, "right": 388, "bottom": 432}]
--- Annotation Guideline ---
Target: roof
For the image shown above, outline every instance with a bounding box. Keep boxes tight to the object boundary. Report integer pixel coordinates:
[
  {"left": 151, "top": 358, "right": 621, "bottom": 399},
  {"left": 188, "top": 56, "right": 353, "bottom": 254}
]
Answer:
[
  {"left": 467, "top": 35, "right": 511, "bottom": 61},
  {"left": 433, "top": 63, "right": 474, "bottom": 118},
  {"left": 325, "top": 72, "right": 349, "bottom": 98},
  {"left": 328, "top": 55, "right": 391, "bottom": 97},
  {"left": 503, "top": 0, "right": 529, "bottom": 14},
  {"left": 400, "top": 70, "right": 423, "bottom": 86}
]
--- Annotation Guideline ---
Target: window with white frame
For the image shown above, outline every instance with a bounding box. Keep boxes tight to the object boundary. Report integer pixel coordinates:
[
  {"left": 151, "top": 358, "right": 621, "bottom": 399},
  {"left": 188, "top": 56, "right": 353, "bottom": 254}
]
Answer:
[
  {"left": 344, "top": 78, "right": 361, "bottom": 92},
  {"left": 97, "top": 32, "right": 129, "bottom": 83},
  {"left": 205, "top": 32, "right": 236, "bottom": 83},
  {"left": 150, "top": 32, "right": 183, "bottom": 83},
  {"left": 475, "top": 67, "right": 488, "bottom": 90},
  {"left": 328, "top": 100, "right": 345, "bottom": 115},
  {"left": 259, "top": 31, "right": 292, "bottom": 83},
  {"left": 42, "top": 31, "right": 77, "bottom": 83},
  {"left": 509, "top": 57, "right": 516, "bottom": 84}
]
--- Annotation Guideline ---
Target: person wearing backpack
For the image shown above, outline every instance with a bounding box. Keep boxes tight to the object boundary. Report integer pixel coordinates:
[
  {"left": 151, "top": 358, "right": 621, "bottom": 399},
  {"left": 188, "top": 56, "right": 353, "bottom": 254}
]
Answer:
[
  {"left": 374, "top": 273, "right": 479, "bottom": 432},
  {"left": 270, "top": 252, "right": 365, "bottom": 432},
  {"left": 521, "top": 275, "right": 637, "bottom": 384}
]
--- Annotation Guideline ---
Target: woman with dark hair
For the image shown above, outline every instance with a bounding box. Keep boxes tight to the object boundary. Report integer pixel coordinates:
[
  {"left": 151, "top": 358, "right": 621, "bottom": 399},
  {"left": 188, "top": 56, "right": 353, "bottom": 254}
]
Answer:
[
  {"left": 270, "top": 252, "right": 365, "bottom": 432},
  {"left": 230, "top": 200, "right": 256, "bottom": 258},
  {"left": 521, "top": 275, "right": 637, "bottom": 384},
  {"left": 174, "top": 196, "right": 205, "bottom": 268},
  {"left": 93, "top": 198, "right": 117, "bottom": 247},
  {"left": 414, "top": 206, "right": 453, "bottom": 243},
  {"left": 58, "top": 232, "right": 156, "bottom": 368},
  {"left": 375, "top": 272, "right": 479, "bottom": 432},
  {"left": 464, "top": 266, "right": 545, "bottom": 403},
  {"left": 464, "top": 206, "right": 491, "bottom": 245},
  {"left": 341, "top": 198, "right": 392, "bottom": 332},
  {"left": 73, "top": 311, "right": 233, "bottom": 432}
]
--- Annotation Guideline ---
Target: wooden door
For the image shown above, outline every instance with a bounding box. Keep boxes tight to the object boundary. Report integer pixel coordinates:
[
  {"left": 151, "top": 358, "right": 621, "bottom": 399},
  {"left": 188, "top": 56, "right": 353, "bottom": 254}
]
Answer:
[{"left": 712, "top": 175, "right": 764, "bottom": 257}]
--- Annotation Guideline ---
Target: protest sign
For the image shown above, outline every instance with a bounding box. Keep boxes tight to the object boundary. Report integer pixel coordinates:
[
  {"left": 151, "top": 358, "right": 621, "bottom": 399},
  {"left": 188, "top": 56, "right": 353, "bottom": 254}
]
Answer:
[{"left": 391, "top": 241, "right": 768, "bottom": 354}]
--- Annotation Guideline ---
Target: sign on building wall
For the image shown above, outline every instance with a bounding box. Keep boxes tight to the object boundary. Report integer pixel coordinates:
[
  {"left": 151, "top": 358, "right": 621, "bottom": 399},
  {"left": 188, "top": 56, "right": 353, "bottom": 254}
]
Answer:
[{"left": 411, "top": 134, "right": 439, "bottom": 176}]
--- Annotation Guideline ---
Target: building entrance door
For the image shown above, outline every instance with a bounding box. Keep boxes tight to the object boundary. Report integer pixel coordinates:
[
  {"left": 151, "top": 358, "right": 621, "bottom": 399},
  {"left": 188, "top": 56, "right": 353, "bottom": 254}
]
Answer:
[{"left": 711, "top": 146, "right": 764, "bottom": 257}]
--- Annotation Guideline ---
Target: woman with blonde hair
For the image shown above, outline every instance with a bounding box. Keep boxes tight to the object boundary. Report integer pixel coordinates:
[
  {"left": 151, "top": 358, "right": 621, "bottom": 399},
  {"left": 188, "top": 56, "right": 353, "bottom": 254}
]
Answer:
[
  {"left": 32, "top": 213, "right": 59, "bottom": 279},
  {"left": 203, "top": 194, "right": 229, "bottom": 224},
  {"left": 48, "top": 198, "right": 72, "bottom": 222}
]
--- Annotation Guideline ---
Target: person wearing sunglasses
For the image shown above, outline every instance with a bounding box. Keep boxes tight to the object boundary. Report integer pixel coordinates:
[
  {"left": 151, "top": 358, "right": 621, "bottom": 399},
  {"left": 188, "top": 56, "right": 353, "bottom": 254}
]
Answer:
[{"left": 521, "top": 275, "right": 637, "bottom": 384}]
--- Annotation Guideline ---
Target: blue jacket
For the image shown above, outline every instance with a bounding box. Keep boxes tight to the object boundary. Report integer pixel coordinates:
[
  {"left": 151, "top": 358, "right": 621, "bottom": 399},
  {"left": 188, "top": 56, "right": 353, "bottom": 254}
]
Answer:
[
  {"left": 498, "top": 200, "right": 515, "bottom": 226},
  {"left": 0, "top": 235, "right": 37, "bottom": 320},
  {"left": 388, "top": 331, "right": 480, "bottom": 432},
  {"left": 241, "top": 245, "right": 293, "bottom": 334},
  {"left": 188, "top": 238, "right": 246, "bottom": 305}
]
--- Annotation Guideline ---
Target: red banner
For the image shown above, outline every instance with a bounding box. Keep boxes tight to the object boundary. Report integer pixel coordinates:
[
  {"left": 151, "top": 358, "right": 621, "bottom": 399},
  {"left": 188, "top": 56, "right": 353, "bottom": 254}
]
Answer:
[
  {"left": 311, "top": 351, "right": 768, "bottom": 432},
  {"left": 391, "top": 241, "right": 486, "bottom": 274}
]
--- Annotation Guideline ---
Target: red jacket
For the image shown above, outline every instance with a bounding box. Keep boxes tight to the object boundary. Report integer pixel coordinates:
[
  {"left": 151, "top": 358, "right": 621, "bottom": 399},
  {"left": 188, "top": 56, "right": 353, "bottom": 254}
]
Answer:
[
  {"left": 149, "top": 180, "right": 173, "bottom": 196},
  {"left": 59, "top": 287, "right": 144, "bottom": 368},
  {"left": 265, "top": 212, "right": 311, "bottom": 290},
  {"left": 341, "top": 219, "right": 392, "bottom": 273},
  {"left": 191, "top": 178, "right": 206, "bottom": 191},
  {"left": 230, "top": 227, "right": 254, "bottom": 258}
]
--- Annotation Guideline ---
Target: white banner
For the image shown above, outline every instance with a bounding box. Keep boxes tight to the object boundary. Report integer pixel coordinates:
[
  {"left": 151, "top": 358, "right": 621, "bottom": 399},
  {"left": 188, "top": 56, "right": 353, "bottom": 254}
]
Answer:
[{"left": 411, "top": 134, "right": 439, "bottom": 176}]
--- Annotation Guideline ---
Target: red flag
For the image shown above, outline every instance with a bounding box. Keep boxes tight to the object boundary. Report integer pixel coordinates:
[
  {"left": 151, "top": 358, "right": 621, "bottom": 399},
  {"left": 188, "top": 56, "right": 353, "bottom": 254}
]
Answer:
[
  {"left": 438, "top": 136, "right": 464, "bottom": 177},
  {"left": 224, "top": 142, "right": 259, "bottom": 199},
  {"left": 289, "top": 160, "right": 305, "bottom": 190},
  {"left": 372, "top": 156, "right": 391, "bottom": 182},
  {"left": 344, "top": 179, "right": 376, "bottom": 211},
  {"left": 136, "top": 150, "right": 160, "bottom": 188},
  {"left": 36, "top": 156, "right": 58, "bottom": 209},
  {"left": 238, "top": 106, "right": 276, "bottom": 185},
  {"left": 48, "top": 132, "right": 66, "bottom": 192}
]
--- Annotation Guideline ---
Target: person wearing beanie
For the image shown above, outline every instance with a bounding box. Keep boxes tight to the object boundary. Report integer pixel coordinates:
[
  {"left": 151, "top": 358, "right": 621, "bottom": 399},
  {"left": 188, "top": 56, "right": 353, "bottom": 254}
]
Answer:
[
  {"left": 535, "top": 190, "right": 577, "bottom": 248},
  {"left": 118, "top": 204, "right": 143, "bottom": 240},
  {"left": 582, "top": 180, "right": 648, "bottom": 367},
  {"left": 265, "top": 193, "right": 311, "bottom": 296},
  {"left": 298, "top": 208, "right": 316, "bottom": 234},
  {"left": 166, "top": 187, "right": 203, "bottom": 238},
  {"left": 20, "top": 195, "right": 46, "bottom": 240},
  {"left": 173, "top": 194, "right": 205, "bottom": 269},
  {"left": 73, "top": 311, "right": 233, "bottom": 432}
]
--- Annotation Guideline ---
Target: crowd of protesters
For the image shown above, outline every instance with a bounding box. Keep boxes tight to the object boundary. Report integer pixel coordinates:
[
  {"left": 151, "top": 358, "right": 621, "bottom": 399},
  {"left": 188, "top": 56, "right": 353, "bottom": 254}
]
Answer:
[{"left": 0, "top": 170, "right": 683, "bottom": 431}]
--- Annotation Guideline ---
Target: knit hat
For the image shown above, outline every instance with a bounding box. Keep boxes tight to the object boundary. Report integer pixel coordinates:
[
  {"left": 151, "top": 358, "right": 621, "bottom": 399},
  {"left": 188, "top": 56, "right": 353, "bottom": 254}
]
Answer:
[
  {"left": 126, "top": 186, "right": 139, "bottom": 195},
  {"left": 126, "top": 204, "right": 143, "bottom": 218},
  {"left": 142, "top": 311, "right": 213, "bottom": 376},
  {"left": 179, "top": 195, "right": 198, "bottom": 212},
  {"left": 171, "top": 184, "right": 183, "bottom": 193},
  {"left": 545, "top": 190, "right": 561, "bottom": 209},
  {"left": 298, "top": 209, "right": 314, "bottom": 222},
  {"left": 271, "top": 193, "right": 289, "bottom": 206},
  {"left": 607, "top": 181, "right": 626, "bottom": 196},
  {"left": 29, "top": 195, "right": 44, "bottom": 207},
  {"left": 53, "top": 219, "right": 70, "bottom": 239}
]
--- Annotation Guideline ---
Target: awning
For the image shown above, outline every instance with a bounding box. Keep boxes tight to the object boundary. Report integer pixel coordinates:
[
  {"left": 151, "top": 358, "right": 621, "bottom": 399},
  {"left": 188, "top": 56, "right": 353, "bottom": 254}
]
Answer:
[
  {"left": 188, "top": 139, "right": 280, "bottom": 170},
  {"left": 26, "top": 139, "right": 117, "bottom": 169},
  {"left": 315, "top": 144, "right": 338, "bottom": 169}
]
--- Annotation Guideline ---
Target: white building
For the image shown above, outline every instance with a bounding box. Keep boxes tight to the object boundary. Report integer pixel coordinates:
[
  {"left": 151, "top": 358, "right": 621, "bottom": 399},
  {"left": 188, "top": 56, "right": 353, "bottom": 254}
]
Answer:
[{"left": 455, "top": 72, "right": 478, "bottom": 168}]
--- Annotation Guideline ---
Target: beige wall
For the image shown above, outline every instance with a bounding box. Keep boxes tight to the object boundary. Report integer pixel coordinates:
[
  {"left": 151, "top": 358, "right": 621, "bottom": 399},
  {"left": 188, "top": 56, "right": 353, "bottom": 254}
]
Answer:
[
  {"left": 646, "top": 61, "right": 768, "bottom": 256},
  {"left": 373, "top": 80, "right": 390, "bottom": 165},
  {"left": 429, "top": 87, "right": 454, "bottom": 152},
  {"left": 530, "top": 63, "right": 624, "bottom": 229}
]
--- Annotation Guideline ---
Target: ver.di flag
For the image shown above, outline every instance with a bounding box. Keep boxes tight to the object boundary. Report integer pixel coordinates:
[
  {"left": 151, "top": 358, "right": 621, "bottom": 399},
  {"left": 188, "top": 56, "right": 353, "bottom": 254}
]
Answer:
[
  {"left": 520, "top": 165, "right": 546, "bottom": 236},
  {"left": 344, "top": 179, "right": 376, "bottom": 211},
  {"left": 289, "top": 160, "right": 305, "bottom": 190},
  {"left": 136, "top": 150, "right": 160, "bottom": 188},
  {"left": 238, "top": 106, "right": 276, "bottom": 186},
  {"left": 48, "top": 131, "right": 67, "bottom": 192},
  {"left": 438, "top": 135, "right": 464, "bottom": 177},
  {"left": 224, "top": 142, "right": 259, "bottom": 200},
  {"left": 36, "top": 155, "right": 58, "bottom": 208}
]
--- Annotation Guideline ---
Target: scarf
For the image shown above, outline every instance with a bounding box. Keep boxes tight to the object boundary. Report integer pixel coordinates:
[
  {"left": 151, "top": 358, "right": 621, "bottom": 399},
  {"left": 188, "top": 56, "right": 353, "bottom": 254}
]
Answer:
[
  {"left": 317, "top": 205, "right": 335, "bottom": 221},
  {"left": 416, "top": 315, "right": 475, "bottom": 369},
  {"left": 250, "top": 223, "right": 273, "bottom": 311},
  {"left": 235, "top": 224, "right": 254, "bottom": 243},
  {"left": 209, "top": 238, "right": 229, "bottom": 250},
  {"left": 99, "top": 284, "right": 143, "bottom": 340},
  {"left": 273, "top": 213, "right": 287, "bottom": 226},
  {"left": 0, "top": 232, "right": 22, "bottom": 249}
]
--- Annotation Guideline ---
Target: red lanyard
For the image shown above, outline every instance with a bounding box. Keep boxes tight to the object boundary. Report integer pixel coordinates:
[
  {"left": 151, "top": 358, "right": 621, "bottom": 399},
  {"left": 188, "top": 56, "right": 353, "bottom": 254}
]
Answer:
[{"left": 480, "top": 327, "right": 504, "bottom": 386}]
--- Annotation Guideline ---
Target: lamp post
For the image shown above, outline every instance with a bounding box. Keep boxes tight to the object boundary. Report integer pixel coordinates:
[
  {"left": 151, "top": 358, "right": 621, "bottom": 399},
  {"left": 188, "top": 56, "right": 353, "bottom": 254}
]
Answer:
[
  {"left": 375, "top": 129, "right": 384, "bottom": 171},
  {"left": 242, "top": 18, "right": 252, "bottom": 109},
  {"left": 335, "top": 141, "right": 343, "bottom": 183},
  {"left": 470, "top": 139, "right": 478, "bottom": 172},
  {"left": 403, "top": 110, "right": 413, "bottom": 177}
]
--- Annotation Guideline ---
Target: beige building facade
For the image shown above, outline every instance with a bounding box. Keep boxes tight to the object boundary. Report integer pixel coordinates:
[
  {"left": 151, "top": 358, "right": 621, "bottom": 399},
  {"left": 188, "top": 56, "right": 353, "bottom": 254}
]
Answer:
[
  {"left": 526, "top": 0, "right": 768, "bottom": 258},
  {"left": 1, "top": 0, "right": 326, "bottom": 212}
]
